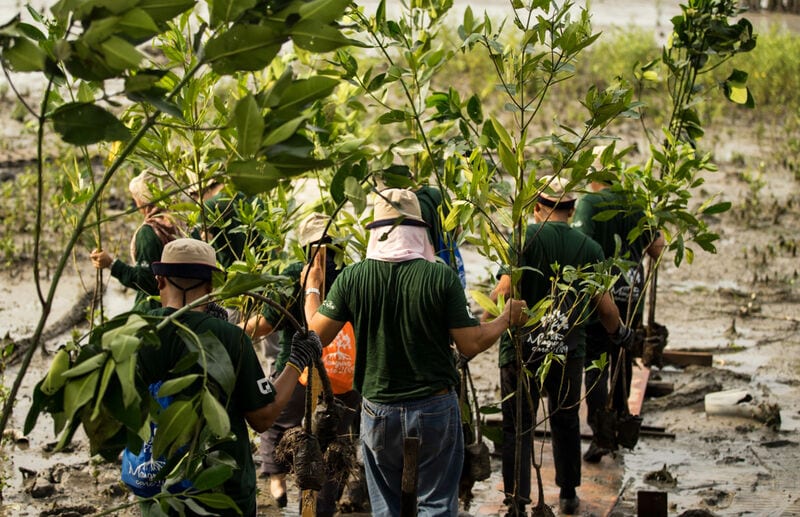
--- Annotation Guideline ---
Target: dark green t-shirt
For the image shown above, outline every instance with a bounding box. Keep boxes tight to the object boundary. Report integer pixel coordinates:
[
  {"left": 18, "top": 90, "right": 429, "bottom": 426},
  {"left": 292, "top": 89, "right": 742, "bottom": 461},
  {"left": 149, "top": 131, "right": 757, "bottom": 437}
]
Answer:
[
  {"left": 140, "top": 308, "right": 274, "bottom": 517},
  {"left": 317, "top": 259, "right": 478, "bottom": 403},
  {"left": 499, "top": 221, "right": 604, "bottom": 366},
  {"left": 110, "top": 224, "right": 162, "bottom": 311},
  {"left": 572, "top": 189, "right": 656, "bottom": 318}
]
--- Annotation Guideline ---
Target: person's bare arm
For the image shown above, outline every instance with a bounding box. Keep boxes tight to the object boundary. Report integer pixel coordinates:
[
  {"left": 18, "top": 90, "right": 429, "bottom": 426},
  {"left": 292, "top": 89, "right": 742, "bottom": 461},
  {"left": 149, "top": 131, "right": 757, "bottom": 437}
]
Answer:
[
  {"left": 244, "top": 367, "right": 301, "bottom": 433},
  {"left": 451, "top": 298, "right": 527, "bottom": 358},
  {"left": 595, "top": 291, "right": 622, "bottom": 333},
  {"left": 240, "top": 314, "right": 274, "bottom": 339},
  {"left": 300, "top": 252, "right": 346, "bottom": 346}
]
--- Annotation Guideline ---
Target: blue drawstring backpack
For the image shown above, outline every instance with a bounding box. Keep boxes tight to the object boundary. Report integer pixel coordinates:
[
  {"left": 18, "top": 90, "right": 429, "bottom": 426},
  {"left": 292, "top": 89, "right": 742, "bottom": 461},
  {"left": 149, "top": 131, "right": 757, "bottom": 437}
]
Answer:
[{"left": 121, "top": 381, "right": 192, "bottom": 497}]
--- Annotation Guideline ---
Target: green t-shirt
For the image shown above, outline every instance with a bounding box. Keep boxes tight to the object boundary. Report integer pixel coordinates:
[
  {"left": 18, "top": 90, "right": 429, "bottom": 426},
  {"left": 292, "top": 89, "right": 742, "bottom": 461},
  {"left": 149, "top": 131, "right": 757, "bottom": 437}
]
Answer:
[
  {"left": 572, "top": 188, "right": 656, "bottom": 318},
  {"left": 110, "top": 224, "right": 162, "bottom": 311},
  {"left": 140, "top": 308, "right": 275, "bottom": 517},
  {"left": 499, "top": 221, "right": 604, "bottom": 366},
  {"left": 317, "top": 259, "right": 478, "bottom": 403}
]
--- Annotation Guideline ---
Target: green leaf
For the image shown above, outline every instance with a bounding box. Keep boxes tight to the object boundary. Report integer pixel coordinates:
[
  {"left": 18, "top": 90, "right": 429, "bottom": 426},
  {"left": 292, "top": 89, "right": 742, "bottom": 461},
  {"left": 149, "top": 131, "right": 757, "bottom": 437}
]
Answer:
[
  {"left": 62, "top": 352, "right": 107, "bottom": 379},
  {"left": 137, "top": 0, "right": 196, "bottom": 23},
  {"left": 291, "top": 20, "right": 363, "bottom": 52},
  {"left": 63, "top": 370, "right": 100, "bottom": 422},
  {"left": 378, "top": 109, "right": 409, "bottom": 124},
  {"left": 262, "top": 115, "right": 307, "bottom": 147},
  {"left": 211, "top": 0, "right": 257, "bottom": 27},
  {"left": 330, "top": 161, "right": 367, "bottom": 205},
  {"left": 80, "top": 16, "right": 121, "bottom": 47},
  {"left": 100, "top": 35, "right": 144, "bottom": 69},
  {"left": 192, "top": 492, "right": 239, "bottom": 511},
  {"left": 466, "top": 94, "right": 483, "bottom": 124},
  {"left": 298, "top": 0, "right": 351, "bottom": 24},
  {"left": 90, "top": 359, "right": 117, "bottom": 420},
  {"left": 205, "top": 25, "right": 283, "bottom": 75},
  {"left": 191, "top": 464, "right": 233, "bottom": 492},
  {"left": 725, "top": 84, "right": 748, "bottom": 105},
  {"left": 157, "top": 374, "right": 201, "bottom": 397},
  {"left": 268, "top": 76, "right": 339, "bottom": 115},
  {"left": 202, "top": 389, "right": 230, "bottom": 438},
  {"left": 115, "top": 356, "right": 140, "bottom": 408},
  {"left": 50, "top": 102, "right": 131, "bottom": 145},
  {"left": 232, "top": 94, "right": 264, "bottom": 157},
  {"left": 3, "top": 37, "right": 46, "bottom": 72},
  {"left": 701, "top": 201, "right": 731, "bottom": 215},
  {"left": 227, "top": 159, "right": 283, "bottom": 195},
  {"left": 215, "top": 272, "right": 269, "bottom": 299},
  {"left": 344, "top": 176, "right": 366, "bottom": 214},
  {"left": 118, "top": 8, "right": 161, "bottom": 41},
  {"left": 152, "top": 399, "right": 197, "bottom": 458},
  {"left": 182, "top": 331, "right": 236, "bottom": 396},
  {"left": 101, "top": 314, "right": 148, "bottom": 362},
  {"left": 470, "top": 290, "right": 499, "bottom": 317}
]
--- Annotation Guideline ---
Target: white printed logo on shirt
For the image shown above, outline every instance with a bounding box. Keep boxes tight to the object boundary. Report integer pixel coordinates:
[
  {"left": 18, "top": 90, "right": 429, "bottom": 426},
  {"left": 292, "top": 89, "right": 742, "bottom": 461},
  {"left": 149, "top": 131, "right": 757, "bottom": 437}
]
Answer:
[{"left": 257, "top": 377, "right": 273, "bottom": 395}]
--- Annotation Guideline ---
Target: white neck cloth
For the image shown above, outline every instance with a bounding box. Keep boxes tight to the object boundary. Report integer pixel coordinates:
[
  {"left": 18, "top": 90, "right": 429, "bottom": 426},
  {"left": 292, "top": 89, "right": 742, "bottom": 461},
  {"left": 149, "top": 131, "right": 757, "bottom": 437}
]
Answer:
[{"left": 366, "top": 225, "right": 436, "bottom": 263}]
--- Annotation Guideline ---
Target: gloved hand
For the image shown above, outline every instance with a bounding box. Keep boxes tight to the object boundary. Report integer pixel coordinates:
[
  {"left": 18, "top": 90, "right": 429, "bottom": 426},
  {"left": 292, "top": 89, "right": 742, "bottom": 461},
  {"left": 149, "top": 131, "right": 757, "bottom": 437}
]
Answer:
[
  {"left": 609, "top": 322, "right": 634, "bottom": 350},
  {"left": 287, "top": 330, "right": 323, "bottom": 373}
]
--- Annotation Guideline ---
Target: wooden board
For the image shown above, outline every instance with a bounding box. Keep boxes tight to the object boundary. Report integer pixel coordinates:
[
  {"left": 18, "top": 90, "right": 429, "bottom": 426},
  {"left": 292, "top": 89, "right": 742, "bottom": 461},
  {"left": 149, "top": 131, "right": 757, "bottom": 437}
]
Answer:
[{"left": 661, "top": 350, "right": 713, "bottom": 367}]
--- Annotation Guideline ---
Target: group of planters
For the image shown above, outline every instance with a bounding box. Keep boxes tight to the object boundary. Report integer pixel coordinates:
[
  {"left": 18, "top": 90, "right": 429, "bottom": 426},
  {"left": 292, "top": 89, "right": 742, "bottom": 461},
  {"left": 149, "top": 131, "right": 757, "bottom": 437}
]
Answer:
[{"left": 0, "top": 0, "right": 764, "bottom": 515}]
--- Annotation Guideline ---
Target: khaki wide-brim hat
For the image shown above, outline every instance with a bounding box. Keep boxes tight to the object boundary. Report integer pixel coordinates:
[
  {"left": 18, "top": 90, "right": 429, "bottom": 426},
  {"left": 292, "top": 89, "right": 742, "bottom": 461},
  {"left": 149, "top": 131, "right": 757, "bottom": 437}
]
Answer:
[
  {"left": 538, "top": 175, "right": 576, "bottom": 206},
  {"left": 151, "top": 238, "right": 221, "bottom": 280},
  {"left": 297, "top": 213, "right": 330, "bottom": 247},
  {"left": 365, "top": 188, "right": 429, "bottom": 229}
]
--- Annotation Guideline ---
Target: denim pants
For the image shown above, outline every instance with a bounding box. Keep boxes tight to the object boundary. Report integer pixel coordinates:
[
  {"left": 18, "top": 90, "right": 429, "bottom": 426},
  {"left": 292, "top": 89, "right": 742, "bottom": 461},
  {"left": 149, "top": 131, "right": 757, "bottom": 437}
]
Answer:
[
  {"left": 360, "top": 390, "right": 463, "bottom": 516},
  {"left": 501, "top": 354, "right": 583, "bottom": 511}
]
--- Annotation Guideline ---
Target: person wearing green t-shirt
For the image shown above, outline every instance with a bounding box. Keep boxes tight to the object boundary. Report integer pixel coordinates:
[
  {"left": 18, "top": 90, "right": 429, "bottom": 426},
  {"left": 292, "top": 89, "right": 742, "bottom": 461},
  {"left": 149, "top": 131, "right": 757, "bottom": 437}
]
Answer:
[
  {"left": 303, "top": 189, "right": 528, "bottom": 516},
  {"left": 242, "top": 214, "right": 362, "bottom": 516},
  {"left": 489, "top": 176, "right": 633, "bottom": 516},
  {"left": 572, "top": 147, "right": 665, "bottom": 464},
  {"left": 90, "top": 171, "right": 180, "bottom": 310},
  {"left": 136, "top": 238, "right": 321, "bottom": 516}
]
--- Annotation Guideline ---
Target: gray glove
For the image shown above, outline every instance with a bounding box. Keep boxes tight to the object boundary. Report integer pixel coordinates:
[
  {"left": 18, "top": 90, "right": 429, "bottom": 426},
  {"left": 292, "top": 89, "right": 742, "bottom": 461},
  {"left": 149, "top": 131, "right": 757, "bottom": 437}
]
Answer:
[
  {"left": 609, "top": 323, "right": 634, "bottom": 350},
  {"left": 287, "top": 331, "right": 323, "bottom": 372}
]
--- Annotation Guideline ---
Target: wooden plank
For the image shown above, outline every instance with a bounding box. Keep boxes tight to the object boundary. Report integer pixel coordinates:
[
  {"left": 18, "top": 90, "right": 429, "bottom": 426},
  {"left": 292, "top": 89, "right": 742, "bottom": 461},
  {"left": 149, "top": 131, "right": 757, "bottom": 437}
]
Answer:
[
  {"left": 401, "top": 437, "right": 420, "bottom": 517},
  {"left": 662, "top": 350, "right": 713, "bottom": 367},
  {"left": 637, "top": 490, "right": 668, "bottom": 517},
  {"left": 301, "top": 251, "right": 325, "bottom": 517},
  {"left": 627, "top": 359, "right": 650, "bottom": 416},
  {"left": 645, "top": 381, "right": 674, "bottom": 397}
]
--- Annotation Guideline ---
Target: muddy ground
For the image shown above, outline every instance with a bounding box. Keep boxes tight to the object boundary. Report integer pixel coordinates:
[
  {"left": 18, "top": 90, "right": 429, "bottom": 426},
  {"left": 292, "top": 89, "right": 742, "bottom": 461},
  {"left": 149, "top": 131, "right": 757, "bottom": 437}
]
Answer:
[{"left": 2, "top": 132, "right": 799, "bottom": 517}]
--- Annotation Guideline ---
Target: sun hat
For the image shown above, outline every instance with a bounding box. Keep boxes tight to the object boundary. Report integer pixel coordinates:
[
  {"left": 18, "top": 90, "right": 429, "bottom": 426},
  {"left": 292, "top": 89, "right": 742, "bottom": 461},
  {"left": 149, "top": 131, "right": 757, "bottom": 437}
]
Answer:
[
  {"left": 537, "top": 175, "right": 576, "bottom": 209},
  {"left": 151, "top": 238, "right": 221, "bottom": 280},
  {"left": 128, "top": 170, "right": 163, "bottom": 204},
  {"left": 365, "top": 188, "right": 429, "bottom": 229},
  {"left": 297, "top": 213, "right": 331, "bottom": 247}
]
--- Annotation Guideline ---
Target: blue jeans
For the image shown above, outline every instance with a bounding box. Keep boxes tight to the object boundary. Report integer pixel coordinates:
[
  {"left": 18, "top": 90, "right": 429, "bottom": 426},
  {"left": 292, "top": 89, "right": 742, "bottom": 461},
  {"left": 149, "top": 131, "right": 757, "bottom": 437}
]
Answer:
[{"left": 360, "top": 391, "right": 463, "bottom": 516}]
